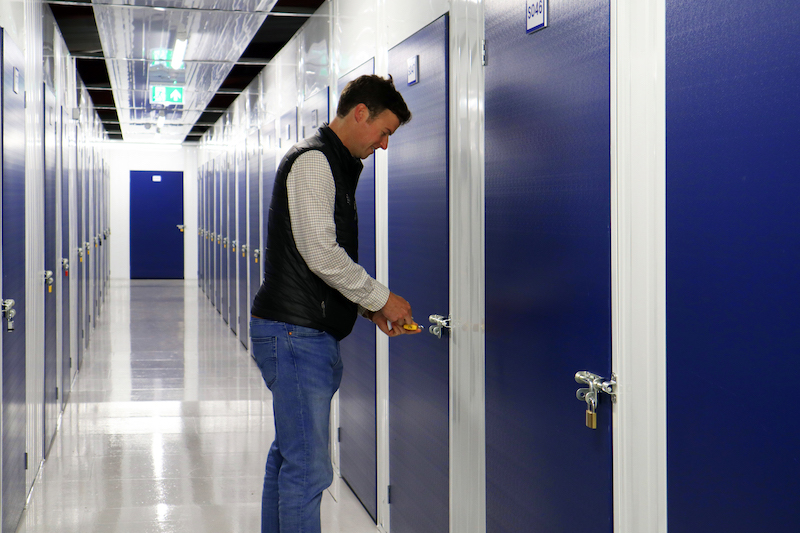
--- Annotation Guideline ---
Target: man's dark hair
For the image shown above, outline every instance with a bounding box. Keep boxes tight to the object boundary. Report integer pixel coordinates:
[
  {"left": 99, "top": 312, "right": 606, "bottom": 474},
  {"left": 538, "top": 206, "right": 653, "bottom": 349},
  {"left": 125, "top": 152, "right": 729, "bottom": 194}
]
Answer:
[{"left": 336, "top": 75, "right": 411, "bottom": 125}]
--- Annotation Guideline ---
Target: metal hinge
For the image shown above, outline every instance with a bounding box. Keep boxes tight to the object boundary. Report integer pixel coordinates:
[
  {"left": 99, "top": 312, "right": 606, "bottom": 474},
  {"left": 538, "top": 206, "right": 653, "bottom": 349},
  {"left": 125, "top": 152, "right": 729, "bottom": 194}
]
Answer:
[
  {"left": 388, "top": 485, "right": 392, "bottom": 504},
  {"left": 56, "top": 387, "right": 59, "bottom": 400},
  {"left": 24, "top": 453, "right": 28, "bottom": 470},
  {"left": 482, "top": 40, "right": 487, "bottom": 66},
  {"left": 337, "top": 427, "right": 341, "bottom": 442}
]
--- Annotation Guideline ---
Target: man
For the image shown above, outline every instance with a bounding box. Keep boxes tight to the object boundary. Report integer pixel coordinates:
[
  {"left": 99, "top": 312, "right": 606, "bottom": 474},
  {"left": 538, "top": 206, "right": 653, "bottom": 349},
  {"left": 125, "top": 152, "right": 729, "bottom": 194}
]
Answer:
[{"left": 250, "top": 75, "right": 417, "bottom": 533}]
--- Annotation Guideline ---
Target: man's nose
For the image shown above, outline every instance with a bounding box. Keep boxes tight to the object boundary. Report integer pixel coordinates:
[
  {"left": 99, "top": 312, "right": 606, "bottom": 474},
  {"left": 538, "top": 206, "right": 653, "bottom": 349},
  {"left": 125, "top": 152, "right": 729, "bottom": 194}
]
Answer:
[{"left": 380, "top": 137, "right": 389, "bottom": 150}]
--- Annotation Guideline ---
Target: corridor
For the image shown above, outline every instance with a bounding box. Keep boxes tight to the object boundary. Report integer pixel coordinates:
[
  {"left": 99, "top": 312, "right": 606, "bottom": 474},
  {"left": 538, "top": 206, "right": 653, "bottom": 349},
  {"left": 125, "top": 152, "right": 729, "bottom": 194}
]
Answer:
[{"left": 17, "top": 280, "right": 376, "bottom": 533}]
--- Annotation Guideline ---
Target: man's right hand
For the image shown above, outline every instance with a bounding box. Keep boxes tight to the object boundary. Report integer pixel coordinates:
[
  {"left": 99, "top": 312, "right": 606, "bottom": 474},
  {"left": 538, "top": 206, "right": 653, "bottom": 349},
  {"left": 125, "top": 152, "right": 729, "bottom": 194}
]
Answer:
[{"left": 380, "top": 292, "right": 413, "bottom": 326}]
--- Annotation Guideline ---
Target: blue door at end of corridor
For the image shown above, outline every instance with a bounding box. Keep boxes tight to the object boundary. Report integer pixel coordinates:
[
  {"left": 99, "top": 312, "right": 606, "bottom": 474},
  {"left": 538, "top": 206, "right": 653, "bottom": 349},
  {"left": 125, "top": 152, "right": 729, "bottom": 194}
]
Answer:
[
  {"left": 666, "top": 2, "right": 800, "bottom": 530},
  {"left": 485, "top": 0, "right": 613, "bottom": 531},
  {"left": 130, "top": 170, "right": 184, "bottom": 279},
  {"left": 337, "top": 57, "right": 378, "bottom": 522},
  {"left": 387, "top": 16, "right": 450, "bottom": 533},
  {"left": 2, "top": 27, "right": 28, "bottom": 533}
]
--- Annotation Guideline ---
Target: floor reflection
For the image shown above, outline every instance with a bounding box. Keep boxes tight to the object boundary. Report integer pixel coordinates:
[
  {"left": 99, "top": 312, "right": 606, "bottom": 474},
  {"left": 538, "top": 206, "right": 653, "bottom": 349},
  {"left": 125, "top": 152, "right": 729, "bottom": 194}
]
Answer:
[{"left": 18, "top": 280, "right": 377, "bottom": 533}]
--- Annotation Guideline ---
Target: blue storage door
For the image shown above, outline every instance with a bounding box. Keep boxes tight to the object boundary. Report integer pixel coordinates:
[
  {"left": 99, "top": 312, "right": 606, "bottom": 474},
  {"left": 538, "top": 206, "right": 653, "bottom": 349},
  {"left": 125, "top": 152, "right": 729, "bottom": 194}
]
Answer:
[
  {"left": 337, "top": 57, "right": 378, "bottom": 521},
  {"left": 198, "top": 165, "right": 204, "bottom": 287},
  {"left": 43, "top": 85, "right": 58, "bottom": 454},
  {"left": 2, "top": 29, "right": 28, "bottom": 533},
  {"left": 76, "top": 143, "right": 84, "bottom": 365},
  {"left": 260, "top": 120, "right": 277, "bottom": 301},
  {"left": 129, "top": 170, "right": 184, "bottom": 279},
  {"left": 666, "top": 3, "right": 800, "bottom": 530},
  {"left": 60, "top": 108, "right": 71, "bottom": 403},
  {"left": 236, "top": 146, "right": 248, "bottom": 339},
  {"left": 485, "top": 1, "right": 614, "bottom": 531},
  {"left": 387, "top": 17, "right": 450, "bottom": 533},
  {"left": 214, "top": 159, "right": 222, "bottom": 310},
  {"left": 222, "top": 160, "right": 230, "bottom": 323},
  {"left": 208, "top": 161, "right": 216, "bottom": 296},
  {"left": 247, "top": 130, "right": 262, "bottom": 325}
]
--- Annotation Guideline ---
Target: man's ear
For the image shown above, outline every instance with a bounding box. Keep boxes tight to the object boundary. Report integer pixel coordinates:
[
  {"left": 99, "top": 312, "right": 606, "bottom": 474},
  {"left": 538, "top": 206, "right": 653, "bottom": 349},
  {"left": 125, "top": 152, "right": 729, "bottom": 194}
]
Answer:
[{"left": 353, "top": 103, "right": 369, "bottom": 123}]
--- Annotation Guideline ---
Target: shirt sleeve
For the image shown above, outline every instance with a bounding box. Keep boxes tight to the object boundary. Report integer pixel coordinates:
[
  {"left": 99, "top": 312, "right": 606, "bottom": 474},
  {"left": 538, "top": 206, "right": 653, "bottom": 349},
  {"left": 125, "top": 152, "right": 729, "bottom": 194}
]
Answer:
[{"left": 287, "top": 150, "right": 390, "bottom": 312}]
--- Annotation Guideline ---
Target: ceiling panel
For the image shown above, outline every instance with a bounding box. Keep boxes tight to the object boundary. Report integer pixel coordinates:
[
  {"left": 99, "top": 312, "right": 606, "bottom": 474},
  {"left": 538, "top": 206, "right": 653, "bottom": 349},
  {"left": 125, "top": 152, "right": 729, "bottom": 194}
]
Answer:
[
  {"left": 93, "top": 0, "right": 276, "bottom": 143},
  {"left": 48, "top": 0, "right": 324, "bottom": 143}
]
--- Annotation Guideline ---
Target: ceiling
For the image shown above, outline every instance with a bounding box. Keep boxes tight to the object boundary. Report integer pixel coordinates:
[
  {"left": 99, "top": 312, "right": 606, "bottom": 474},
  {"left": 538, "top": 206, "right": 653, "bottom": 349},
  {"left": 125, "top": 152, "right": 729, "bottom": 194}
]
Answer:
[{"left": 47, "top": 0, "right": 324, "bottom": 143}]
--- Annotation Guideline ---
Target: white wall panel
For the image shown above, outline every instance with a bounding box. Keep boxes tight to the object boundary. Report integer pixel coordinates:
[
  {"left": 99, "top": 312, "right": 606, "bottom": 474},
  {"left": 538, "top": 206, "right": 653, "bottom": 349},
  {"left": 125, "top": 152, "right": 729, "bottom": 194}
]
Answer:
[
  {"left": 301, "top": 2, "right": 331, "bottom": 100},
  {"left": 385, "top": 0, "right": 450, "bottom": 49},
  {"left": 0, "top": 0, "right": 25, "bottom": 46},
  {"left": 333, "top": 0, "right": 377, "bottom": 77}
]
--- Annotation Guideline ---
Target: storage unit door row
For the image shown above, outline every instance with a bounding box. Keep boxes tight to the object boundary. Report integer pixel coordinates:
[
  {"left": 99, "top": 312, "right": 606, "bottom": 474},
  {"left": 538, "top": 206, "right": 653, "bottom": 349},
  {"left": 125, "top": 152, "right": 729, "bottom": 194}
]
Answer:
[{"left": 1, "top": 25, "right": 111, "bottom": 533}]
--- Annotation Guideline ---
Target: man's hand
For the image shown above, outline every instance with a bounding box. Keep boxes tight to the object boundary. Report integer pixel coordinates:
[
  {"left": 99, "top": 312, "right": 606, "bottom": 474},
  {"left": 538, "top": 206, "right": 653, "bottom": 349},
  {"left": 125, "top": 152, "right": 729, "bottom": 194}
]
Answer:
[
  {"left": 370, "top": 309, "right": 422, "bottom": 337},
  {"left": 380, "top": 292, "right": 413, "bottom": 325}
]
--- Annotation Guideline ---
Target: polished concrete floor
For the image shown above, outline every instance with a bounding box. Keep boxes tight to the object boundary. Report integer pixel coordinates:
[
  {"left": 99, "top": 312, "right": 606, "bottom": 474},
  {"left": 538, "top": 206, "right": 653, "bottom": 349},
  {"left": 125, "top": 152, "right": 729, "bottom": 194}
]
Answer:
[{"left": 18, "top": 279, "right": 377, "bottom": 533}]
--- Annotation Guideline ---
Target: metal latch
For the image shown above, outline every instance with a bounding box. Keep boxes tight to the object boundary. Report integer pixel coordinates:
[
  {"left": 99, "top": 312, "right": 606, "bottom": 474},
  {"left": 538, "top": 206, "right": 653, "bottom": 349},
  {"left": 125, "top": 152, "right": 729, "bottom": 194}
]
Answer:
[
  {"left": 62, "top": 258, "right": 70, "bottom": 276},
  {"left": 231, "top": 240, "right": 237, "bottom": 253},
  {"left": 2, "top": 299, "right": 16, "bottom": 332},
  {"left": 177, "top": 224, "right": 185, "bottom": 233},
  {"left": 428, "top": 314, "right": 452, "bottom": 339},
  {"left": 44, "top": 270, "right": 54, "bottom": 292},
  {"left": 241, "top": 244, "right": 248, "bottom": 257},
  {"left": 253, "top": 249, "right": 260, "bottom": 263},
  {"left": 575, "top": 371, "right": 617, "bottom": 429}
]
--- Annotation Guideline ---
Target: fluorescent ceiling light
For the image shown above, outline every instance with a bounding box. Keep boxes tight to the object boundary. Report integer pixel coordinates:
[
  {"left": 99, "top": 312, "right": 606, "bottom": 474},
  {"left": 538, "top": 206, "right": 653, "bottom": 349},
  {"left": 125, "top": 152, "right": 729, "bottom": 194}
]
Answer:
[{"left": 171, "top": 37, "right": 187, "bottom": 70}]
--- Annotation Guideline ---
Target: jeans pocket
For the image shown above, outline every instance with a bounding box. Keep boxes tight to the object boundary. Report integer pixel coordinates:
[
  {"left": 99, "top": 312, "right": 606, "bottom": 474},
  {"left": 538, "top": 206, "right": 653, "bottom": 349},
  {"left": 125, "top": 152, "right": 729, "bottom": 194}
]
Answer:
[
  {"left": 251, "top": 335, "right": 278, "bottom": 388},
  {"left": 290, "top": 324, "right": 326, "bottom": 338}
]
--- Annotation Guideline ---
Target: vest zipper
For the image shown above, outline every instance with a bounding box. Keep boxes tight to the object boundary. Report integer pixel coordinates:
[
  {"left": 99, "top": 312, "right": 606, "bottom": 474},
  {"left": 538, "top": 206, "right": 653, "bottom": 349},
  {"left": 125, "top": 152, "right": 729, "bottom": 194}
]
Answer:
[{"left": 321, "top": 301, "right": 326, "bottom": 317}]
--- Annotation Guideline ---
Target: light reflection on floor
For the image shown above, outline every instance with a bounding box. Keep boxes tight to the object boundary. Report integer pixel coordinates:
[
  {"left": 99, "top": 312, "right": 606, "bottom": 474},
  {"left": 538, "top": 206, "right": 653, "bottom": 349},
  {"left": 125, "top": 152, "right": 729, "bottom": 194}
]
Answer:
[{"left": 18, "top": 280, "right": 377, "bottom": 533}]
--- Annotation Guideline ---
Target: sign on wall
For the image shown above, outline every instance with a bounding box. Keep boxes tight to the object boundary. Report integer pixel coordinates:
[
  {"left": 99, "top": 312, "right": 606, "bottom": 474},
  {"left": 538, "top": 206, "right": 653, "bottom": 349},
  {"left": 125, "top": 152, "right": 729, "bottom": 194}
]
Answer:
[{"left": 526, "top": 0, "right": 548, "bottom": 34}]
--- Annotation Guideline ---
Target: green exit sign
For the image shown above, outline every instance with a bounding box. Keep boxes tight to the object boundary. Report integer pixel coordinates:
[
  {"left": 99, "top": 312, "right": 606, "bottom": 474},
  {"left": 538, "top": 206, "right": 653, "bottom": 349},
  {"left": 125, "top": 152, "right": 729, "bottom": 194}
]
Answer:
[{"left": 150, "top": 85, "right": 184, "bottom": 105}]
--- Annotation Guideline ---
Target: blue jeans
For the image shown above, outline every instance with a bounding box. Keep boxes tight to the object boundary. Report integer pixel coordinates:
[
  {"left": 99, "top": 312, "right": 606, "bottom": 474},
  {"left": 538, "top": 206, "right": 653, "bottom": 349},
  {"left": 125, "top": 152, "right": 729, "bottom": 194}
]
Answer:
[{"left": 250, "top": 317, "right": 343, "bottom": 533}]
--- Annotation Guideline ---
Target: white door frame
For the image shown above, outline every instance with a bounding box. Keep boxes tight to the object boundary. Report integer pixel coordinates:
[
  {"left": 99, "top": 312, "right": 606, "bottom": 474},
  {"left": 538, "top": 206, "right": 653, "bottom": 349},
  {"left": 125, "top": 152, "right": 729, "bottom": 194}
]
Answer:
[{"left": 611, "top": 0, "right": 668, "bottom": 532}]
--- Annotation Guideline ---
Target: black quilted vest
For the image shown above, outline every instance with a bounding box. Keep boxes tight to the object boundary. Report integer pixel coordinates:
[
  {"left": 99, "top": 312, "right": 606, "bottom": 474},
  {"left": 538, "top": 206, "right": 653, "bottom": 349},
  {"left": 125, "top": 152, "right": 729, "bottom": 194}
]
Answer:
[{"left": 251, "top": 125, "right": 363, "bottom": 340}]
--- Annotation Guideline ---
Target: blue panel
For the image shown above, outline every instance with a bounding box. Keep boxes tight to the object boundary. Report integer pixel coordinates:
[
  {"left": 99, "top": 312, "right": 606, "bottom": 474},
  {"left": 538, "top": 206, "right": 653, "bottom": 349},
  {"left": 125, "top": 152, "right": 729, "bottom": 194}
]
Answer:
[
  {"left": 76, "top": 145, "right": 84, "bottom": 366},
  {"left": 214, "top": 159, "right": 222, "bottom": 310},
  {"left": 387, "top": 17, "right": 449, "bottom": 533},
  {"left": 237, "top": 146, "right": 248, "bottom": 339},
  {"left": 485, "top": 0, "right": 613, "bottom": 531},
  {"left": 130, "top": 171, "right": 184, "bottom": 278},
  {"left": 247, "top": 131, "right": 262, "bottom": 325},
  {"left": 198, "top": 165, "right": 204, "bottom": 287},
  {"left": 337, "top": 57, "right": 378, "bottom": 522},
  {"left": 208, "top": 162, "right": 215, "bottom": 300},
  {"left": 61, "top": 108, "right": 71, "bottom": 403},
  {"left": 221, "top": 159, "right": 230, "bottom": 322},
  {"left": 2, "top": 29, "right": 28, "bottom": 533},
  {"left": 43, "top": 85, "right": 58, "bottom": 454},
  {"left": 666, "top": 3, "right": 800, "bottom": 530},
  {"left": 259, "top": 120, "right": 277, "bottom": 317}
]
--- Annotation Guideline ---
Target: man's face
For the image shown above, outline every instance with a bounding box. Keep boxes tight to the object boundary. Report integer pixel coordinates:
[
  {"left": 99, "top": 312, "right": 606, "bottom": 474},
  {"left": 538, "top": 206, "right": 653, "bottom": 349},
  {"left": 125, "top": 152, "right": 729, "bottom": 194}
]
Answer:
[{"left": 353, "top": 106, "right": 401, "bottom": 159}]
